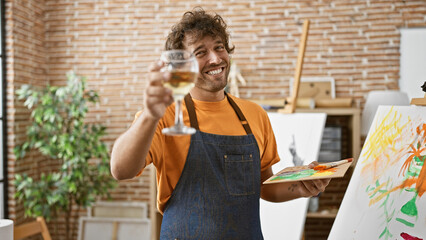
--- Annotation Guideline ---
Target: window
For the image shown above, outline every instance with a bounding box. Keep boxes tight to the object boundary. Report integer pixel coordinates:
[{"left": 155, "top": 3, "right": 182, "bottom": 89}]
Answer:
[{"left": 0, "top": 0, "right": 7, "bottom": 219}]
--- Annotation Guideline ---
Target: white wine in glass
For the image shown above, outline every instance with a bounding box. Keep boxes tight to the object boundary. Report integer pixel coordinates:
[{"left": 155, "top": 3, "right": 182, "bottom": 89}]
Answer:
[{"left": 161, "top": 50, "right": 198, "bottom": 135}]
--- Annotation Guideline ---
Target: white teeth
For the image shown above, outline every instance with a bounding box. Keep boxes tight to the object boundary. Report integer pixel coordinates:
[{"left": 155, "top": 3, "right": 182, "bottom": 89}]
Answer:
[{"left": 207, "top": 68, "right": 223, "bottom": 75}]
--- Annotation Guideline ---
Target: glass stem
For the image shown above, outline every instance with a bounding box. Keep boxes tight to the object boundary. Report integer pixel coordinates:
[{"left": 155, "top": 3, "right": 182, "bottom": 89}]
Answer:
[{"left": 174, "top": 99, "right": 184, "bottom": 127}]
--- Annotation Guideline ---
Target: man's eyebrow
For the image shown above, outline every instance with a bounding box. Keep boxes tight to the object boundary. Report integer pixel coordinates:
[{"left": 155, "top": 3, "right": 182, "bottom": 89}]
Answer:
[
  {"left": 193, "top": 44, "right": 205, "bottom": 53},
  {"left": 193, "top": 40, "right": 224, "bottom": 52}
]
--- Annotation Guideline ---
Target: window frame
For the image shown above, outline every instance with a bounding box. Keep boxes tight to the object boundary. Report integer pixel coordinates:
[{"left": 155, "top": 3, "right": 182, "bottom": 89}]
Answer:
[{"left": 1, "top": 0, "right": 8, "bottom": 219}]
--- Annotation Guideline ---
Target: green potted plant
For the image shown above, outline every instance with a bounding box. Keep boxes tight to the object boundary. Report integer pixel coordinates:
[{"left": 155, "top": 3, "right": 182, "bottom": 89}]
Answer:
[{"left": 14, "top": 71, "right": 117, "bottom": 240}]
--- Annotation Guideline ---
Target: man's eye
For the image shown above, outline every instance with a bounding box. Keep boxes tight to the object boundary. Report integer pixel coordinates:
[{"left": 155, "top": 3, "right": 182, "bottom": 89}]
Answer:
[{"left": 195, "top": 51, "right": 205, "bottom": 56}]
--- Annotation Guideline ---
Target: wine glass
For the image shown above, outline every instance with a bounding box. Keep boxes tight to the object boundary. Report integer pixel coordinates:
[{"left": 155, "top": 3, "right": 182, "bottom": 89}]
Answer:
[{"left": 160, "top": 49, "right": 198, "bottom": 136}]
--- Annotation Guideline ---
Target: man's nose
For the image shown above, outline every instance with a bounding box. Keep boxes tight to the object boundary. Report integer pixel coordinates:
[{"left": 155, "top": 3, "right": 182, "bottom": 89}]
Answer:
[{"left": 207, "top": 51, "right": 222, "bottom": 65}]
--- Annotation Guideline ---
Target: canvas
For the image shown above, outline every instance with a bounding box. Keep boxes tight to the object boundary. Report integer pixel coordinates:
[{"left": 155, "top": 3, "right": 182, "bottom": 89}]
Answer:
[
  {"left": 260, "top": 112, "right": 326, "bottom": 240},
  {"left": 87, "top": 201, "right": 148, "bottom": 219},
  {"left": 78, "top": 217, "right": 151, "bottom": 240},
  {"left": 329, "top": 106, "right": 426, "bottom": 240}
]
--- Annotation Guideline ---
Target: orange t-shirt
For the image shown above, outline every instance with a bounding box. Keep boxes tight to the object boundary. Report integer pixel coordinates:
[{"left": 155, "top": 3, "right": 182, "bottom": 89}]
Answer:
[{"left": 135, "top": 94, "right": 280, "bottom": 214}]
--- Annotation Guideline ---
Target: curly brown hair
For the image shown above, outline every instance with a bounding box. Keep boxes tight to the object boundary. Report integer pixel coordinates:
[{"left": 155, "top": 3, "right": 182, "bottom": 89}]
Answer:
[{"left": 165, "top": 7, "right": 235, "bottom": 54}]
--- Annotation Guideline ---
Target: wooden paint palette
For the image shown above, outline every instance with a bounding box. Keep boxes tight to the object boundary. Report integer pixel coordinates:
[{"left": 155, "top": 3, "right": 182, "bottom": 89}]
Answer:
[{"left": 263, "top": 160, "right": 352, "bottom": 184}]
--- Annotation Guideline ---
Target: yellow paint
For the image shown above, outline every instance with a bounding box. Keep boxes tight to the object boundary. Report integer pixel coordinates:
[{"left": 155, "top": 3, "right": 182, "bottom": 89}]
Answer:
[
  {"left": 313, "top": 169, "right": 335, "bottom": 177},
  {"left": 362, "top": 108, "right": 402, "bottom": 163},
  {"left": 361, "top": 107, "right": 411, "bottom": 178}
]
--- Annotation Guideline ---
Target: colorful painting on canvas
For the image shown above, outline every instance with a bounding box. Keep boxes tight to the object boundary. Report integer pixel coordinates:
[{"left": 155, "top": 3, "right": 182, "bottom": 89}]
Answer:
[{"left": 329, "top": 106, "right": 426, "bottom": 240}]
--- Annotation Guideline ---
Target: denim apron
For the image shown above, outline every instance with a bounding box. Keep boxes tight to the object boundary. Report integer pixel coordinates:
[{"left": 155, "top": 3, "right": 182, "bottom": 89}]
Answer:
[{"left": 160, "top": 93, "right": 263, "bottom": 240}]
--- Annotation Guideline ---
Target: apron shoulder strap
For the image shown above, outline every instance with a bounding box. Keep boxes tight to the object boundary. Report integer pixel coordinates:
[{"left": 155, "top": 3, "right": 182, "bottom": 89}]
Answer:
[
  {"left": 225, "top": 92, "right": 253, "bottom": 135},
  {"left": 184, "top": 93, "right": 199, "bottom": 130}
]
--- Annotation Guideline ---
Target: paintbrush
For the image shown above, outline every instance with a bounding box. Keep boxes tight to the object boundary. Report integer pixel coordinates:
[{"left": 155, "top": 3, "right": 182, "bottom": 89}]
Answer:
[{"left": 313, "top": 158, "right": 353, "bottom": 171}]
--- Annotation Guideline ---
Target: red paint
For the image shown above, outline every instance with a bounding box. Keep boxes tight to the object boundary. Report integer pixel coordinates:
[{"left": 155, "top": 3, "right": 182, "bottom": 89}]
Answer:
[{"left": 400, "top": 232, "right": 423, "bottom": 240}]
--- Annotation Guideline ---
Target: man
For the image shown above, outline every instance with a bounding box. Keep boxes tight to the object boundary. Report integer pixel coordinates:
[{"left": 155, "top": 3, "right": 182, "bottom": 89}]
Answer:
[{"left": 111, "top": 7, "right": 330, "bottom": 239}]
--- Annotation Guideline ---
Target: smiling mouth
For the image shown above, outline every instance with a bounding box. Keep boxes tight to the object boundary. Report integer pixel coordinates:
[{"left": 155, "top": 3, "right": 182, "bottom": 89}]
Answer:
[{"left": 206, "top": 67, "right": 224, "bottom": 75}]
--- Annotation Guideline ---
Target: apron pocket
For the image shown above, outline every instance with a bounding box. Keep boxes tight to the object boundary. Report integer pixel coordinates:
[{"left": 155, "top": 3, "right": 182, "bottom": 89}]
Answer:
[{"left": 224, "top": 154, "right": 255, "bottom": 196}]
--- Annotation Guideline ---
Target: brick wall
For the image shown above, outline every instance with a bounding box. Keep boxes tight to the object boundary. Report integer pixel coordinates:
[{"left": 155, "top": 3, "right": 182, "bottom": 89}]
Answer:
[
  {"left": 6, "top": 0, "right": 50, "bottom": 223},
  {"left": 6, "top": 0, "right": 426, "bottom": 239}
]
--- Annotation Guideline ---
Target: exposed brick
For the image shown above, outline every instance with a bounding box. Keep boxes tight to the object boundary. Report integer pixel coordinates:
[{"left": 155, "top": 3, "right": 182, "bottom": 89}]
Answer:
[{"left": 5, "top": 0, "right": 426, "bottom": 239}]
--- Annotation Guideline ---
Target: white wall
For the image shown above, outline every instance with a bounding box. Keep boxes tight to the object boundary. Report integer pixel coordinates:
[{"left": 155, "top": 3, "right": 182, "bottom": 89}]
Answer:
[{"left": 400, "top": 28, "right": 426, "bottom": 100}]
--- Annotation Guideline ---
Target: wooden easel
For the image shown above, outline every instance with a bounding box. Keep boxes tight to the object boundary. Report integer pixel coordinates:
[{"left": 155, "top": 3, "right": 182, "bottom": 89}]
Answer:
[
  {"left": 410, "top": 82, "right": 426, "bottom": 106},
  {"left": 279, "top": 20, "right": 310, "bottom": 114}
]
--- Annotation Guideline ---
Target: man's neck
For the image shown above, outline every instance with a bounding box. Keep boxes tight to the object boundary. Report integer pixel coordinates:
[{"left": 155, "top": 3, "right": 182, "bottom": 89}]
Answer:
[{"left": 190, "top": 88, "right": 226, "bottom": 102}]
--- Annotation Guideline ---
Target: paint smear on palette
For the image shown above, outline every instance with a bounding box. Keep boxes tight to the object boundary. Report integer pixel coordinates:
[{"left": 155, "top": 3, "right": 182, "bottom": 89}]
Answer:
[
  {"left": 400, "top": 232, "right": 423, "bottom": 240},
  {"left": 271, "top": 168, "right": 336, "bottom": 181}
]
